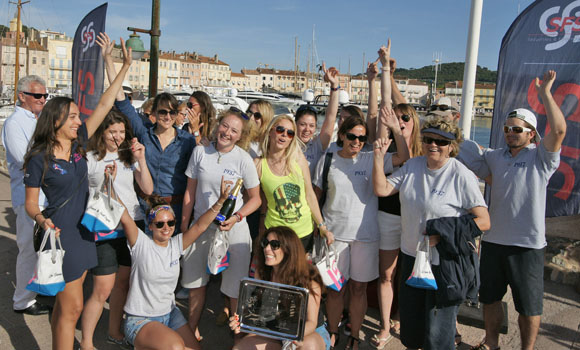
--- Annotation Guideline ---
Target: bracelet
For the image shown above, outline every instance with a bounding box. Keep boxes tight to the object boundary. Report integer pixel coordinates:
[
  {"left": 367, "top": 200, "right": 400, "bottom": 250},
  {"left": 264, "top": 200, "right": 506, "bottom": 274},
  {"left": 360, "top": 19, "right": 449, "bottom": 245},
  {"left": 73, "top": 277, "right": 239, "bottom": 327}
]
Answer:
[
  {"left": 381, "top": 68, "right": 390, "bottom": 72},
  {"left": 210, "top": 205, "right": 219, "bottom": 213},
  {"left": 234, "top": 212, "right": 243, "bottom": 222},
  {"left": 216, "top": 201, "right": 224, "bottom": 206},
  {"left": 330, "top": 85, "right": 341, "bottom": 91},
  {"left": 317, "top": 222, "right": 326, "bottom": 229}
]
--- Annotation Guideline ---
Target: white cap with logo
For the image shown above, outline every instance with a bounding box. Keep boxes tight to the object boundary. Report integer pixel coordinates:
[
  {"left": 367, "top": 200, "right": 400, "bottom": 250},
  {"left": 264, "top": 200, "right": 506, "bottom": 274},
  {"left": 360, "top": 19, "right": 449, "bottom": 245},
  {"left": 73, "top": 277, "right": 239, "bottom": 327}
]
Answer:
[{"left": 507, "top": 108, "right": 541, "bottom": 143}]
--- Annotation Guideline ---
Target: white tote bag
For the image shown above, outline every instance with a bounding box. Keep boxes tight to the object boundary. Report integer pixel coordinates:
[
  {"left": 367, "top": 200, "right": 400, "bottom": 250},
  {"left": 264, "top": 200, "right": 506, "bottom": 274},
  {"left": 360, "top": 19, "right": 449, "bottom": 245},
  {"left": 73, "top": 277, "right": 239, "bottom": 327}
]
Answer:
[
  {"left": 207, "top": 226, "right": 230, "bottom": 275},
  {"left": 26, "top": 227, "right": 66, "bottom": 296},
  {"left": 81, "top": 174, "right": 125, "bottom": 240},
  {"left": 313, "top": 237, "right": 345, "bottom": 292},
  {"left": 405, "top": 236, "right": 438, "bottom": 290}
]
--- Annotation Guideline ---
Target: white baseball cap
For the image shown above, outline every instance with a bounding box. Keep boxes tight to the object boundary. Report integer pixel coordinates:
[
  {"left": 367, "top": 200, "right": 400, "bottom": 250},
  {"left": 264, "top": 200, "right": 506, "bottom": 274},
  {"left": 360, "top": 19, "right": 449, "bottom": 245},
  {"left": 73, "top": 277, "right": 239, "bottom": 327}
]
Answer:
[{"left": 507, "top": 108, "right": 541, "bottom": 143}]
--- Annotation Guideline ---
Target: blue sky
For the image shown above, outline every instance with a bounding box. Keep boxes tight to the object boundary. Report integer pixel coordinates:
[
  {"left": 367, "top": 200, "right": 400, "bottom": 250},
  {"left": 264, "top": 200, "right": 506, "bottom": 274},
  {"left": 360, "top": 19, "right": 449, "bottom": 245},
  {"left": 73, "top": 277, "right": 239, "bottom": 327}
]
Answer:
[{"left": 2, "top": 0, "right": 534, "bottom": 73}]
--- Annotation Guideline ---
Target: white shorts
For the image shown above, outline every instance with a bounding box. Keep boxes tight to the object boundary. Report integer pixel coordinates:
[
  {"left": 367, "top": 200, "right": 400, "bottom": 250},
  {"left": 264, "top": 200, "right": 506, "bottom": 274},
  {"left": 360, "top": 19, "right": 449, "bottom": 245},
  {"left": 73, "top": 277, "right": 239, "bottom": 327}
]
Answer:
[
  {"left": 377, "top": 212, "right": 402, "bottom": 250},
  {"left": 333, "top": 239, "right": 379, "bottom": 283},
  {"left": 181, "top": 222, "right": 251, "bottom": 298}
]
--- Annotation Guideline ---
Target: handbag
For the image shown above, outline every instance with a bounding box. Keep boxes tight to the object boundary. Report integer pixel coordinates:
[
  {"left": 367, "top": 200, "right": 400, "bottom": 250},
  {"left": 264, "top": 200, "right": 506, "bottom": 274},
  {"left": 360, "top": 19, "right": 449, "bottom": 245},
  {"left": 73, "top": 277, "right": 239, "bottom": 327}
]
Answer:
[
  {"left": 33, "top": 173, "right": 88, "bottom": 252},
  {"left": 406, "top": 236, "right": 438, "bottom": 290},
  {"left": 312, "top": 236, "right": 345, "bottom": 292},
  {"left": 81, "top": 174, "right": 125, "bottom": 241},
  {"left": 207, "top": 226, "right": 230, "bottom": 275},
  {"left": 26, "top": 227, "right": 66, "bottom": 296}
]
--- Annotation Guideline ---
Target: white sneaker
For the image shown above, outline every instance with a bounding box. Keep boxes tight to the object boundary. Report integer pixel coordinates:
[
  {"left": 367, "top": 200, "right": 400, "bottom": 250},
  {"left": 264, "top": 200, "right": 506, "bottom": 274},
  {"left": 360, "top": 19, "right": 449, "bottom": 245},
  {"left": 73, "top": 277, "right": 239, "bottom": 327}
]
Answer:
[{"left": 175, "top": 288, "right": 190, "bottom": 300}]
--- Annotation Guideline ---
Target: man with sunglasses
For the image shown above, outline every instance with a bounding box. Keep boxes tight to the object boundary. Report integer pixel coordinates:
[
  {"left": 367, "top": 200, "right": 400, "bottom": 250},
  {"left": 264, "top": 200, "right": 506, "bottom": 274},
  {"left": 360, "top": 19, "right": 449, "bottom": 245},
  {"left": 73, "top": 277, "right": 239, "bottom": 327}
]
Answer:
[
  {"left": 1, "top": 75, "right": 51, "bottom": 315},
  {"left": 471, "top": 71, "right": 566, "bottom": 350}
]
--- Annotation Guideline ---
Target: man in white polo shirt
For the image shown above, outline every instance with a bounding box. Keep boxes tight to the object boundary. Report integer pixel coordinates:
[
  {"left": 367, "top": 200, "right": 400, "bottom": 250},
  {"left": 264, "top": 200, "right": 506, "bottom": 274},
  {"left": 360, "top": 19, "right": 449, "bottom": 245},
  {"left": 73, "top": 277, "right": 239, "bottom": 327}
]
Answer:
[{"left": 471, "top": 71, "right": 566, "bottom": 350}]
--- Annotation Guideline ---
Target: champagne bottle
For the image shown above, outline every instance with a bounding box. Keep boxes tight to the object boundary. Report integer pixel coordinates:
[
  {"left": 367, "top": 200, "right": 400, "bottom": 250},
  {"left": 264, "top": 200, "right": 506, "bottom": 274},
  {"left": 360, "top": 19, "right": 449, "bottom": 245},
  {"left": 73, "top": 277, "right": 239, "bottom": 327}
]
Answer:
[{"left": 214, "top": 178, "right": 244, "bottom": 225}]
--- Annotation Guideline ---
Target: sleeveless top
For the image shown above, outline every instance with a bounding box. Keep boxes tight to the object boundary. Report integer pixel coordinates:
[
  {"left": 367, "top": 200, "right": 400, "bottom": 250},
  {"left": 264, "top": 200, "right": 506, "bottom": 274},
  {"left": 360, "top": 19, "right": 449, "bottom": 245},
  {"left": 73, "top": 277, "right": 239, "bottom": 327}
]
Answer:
[{"left": 260, "top": 158, "right": 313, "bottom": 238}]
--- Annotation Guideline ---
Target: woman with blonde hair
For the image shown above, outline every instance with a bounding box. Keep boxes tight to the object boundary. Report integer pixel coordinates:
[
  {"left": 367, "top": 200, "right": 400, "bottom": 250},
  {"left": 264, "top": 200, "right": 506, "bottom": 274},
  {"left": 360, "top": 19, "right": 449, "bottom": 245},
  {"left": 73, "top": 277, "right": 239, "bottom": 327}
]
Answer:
[
  {"left": 255, "top": 115, "right": 333, "bottom": 252},
  {"left": 246, "top": 99, "right": 274, "bottom": 158}
]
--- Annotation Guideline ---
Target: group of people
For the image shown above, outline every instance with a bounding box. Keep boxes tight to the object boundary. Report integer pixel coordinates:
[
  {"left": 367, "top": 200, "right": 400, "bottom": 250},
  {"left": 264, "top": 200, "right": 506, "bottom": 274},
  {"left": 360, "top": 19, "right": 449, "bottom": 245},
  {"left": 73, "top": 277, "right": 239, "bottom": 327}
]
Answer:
[{"left": 2, "top": 33, "right": 566, "bottom": 350}]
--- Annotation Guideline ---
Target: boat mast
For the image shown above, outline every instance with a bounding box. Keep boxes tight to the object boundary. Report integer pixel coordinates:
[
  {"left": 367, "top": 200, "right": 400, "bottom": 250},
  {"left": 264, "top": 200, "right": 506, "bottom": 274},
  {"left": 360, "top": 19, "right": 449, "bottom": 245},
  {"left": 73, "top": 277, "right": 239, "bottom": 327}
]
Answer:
[
  {"left": 11, "top": 0, "right": 30, "bottom": 104},
  {"left": 294, "top": 37, "right": 298, "bottom": 94}
]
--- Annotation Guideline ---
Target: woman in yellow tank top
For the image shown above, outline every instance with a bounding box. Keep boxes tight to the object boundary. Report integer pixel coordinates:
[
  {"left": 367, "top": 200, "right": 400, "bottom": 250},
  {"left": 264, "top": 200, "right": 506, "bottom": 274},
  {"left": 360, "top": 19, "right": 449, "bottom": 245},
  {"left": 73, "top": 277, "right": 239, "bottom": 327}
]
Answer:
[{"left": 254, "top": 115, "right": 333, "bottom": 251}]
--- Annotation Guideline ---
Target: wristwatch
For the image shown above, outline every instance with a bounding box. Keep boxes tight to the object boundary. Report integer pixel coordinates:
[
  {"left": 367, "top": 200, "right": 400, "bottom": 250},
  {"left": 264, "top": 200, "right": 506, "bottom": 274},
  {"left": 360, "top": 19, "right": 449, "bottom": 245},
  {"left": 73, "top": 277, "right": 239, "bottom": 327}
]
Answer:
[{"left": 193, "top": 130, "right": 200, "bottom": 137}]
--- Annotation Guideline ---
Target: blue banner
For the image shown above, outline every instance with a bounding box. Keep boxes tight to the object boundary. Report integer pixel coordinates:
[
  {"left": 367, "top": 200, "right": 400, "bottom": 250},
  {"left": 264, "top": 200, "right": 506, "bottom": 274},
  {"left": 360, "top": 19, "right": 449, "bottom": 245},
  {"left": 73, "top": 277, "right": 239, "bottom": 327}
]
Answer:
[
  {"left": 71, "top": 3, "right": 108, "bottom": 121},
  {"left": 491, "top": 0, "right": 580, "bottom": 217}
]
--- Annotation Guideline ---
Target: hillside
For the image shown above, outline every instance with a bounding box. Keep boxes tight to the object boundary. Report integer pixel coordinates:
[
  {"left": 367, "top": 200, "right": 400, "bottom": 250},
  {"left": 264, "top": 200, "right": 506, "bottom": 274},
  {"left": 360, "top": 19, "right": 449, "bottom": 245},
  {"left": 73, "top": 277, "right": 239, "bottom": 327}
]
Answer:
[{"left": 394, "top": 62, "right": 497, "bottom": 87}]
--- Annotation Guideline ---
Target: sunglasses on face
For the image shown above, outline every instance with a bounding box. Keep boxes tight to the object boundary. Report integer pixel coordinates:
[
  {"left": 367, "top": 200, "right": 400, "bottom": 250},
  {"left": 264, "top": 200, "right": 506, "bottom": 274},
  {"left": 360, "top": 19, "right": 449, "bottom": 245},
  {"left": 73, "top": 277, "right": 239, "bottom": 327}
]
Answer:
[
  {"left": 246, "top": 110, "right": 262, "bottom": 120},
  {"left": 153, "top": 220, "right": 176, "bottom": 229},
  {"left": 186, "top": 101, "right": 199, "bottom": 109},
  {"left": 422, "top": 136, "right": 451, "bottom": 146},
  {"left": 429, "top": 104, "right": 457, "bottom": 112},
  {"left": 503, "top": 125, "right": 532, "bottom": 134},
  {"left": 274, "top": 125, "right": 295, "bottom": 138},
  {"left": 157, "top": 109, "right": 178, "bottom": 117},
  {"left": 399, "top": 114, "right": 411, "bottom": 122},
  {"left": 22, "top": 91, "right": 49, "bottom": 99},
  {"left": 260, "top": 237, "right": 281, "bottom": 250},
  {"left": 345, "top": 133, "right": 367, "bottom": 142},
  {"left": 229, "top": 107, "right": 250, "bottom": 120}
]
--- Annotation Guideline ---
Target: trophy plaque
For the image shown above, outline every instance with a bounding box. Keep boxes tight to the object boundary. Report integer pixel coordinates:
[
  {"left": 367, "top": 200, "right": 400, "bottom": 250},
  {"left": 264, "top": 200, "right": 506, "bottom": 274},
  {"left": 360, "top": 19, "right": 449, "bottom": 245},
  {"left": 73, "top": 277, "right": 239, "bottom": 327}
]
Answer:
[{"left": 237, "top": 278, "right": 309, "bottom": 342}]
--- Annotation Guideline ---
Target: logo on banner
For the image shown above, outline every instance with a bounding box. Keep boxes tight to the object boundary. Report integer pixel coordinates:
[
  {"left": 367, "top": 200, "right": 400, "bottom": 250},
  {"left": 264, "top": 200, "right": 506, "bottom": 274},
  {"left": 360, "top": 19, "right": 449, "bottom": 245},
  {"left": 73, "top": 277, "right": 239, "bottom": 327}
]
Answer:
[
  {"left": 539, "top": 0, "right": 580, "bottom": 51},
  {"left": 81, "top": 22, "right": 96, "bottom": 53}
]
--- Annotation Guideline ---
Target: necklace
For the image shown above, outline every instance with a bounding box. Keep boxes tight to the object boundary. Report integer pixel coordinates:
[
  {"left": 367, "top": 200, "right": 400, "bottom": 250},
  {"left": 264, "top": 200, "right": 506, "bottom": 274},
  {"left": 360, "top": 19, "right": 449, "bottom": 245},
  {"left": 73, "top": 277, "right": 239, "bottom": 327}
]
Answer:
[{"left": 215, "top": 142, "right": 232, "bottom": 164}]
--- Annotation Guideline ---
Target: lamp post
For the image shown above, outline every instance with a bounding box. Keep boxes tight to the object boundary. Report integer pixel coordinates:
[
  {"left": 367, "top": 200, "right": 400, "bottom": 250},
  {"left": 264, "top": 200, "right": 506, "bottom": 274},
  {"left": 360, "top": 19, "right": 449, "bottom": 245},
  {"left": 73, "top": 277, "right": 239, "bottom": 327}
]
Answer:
[{"left": 125, "top": 0, "right": 160, "bottom": 98}]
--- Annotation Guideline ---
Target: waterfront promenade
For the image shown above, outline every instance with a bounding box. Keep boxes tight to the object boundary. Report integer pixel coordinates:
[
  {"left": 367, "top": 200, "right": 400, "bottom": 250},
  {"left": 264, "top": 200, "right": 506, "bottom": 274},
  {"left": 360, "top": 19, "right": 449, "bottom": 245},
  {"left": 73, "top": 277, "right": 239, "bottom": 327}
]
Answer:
[{"left": 0, "top": 169, "right": 578, "bottom": 349}]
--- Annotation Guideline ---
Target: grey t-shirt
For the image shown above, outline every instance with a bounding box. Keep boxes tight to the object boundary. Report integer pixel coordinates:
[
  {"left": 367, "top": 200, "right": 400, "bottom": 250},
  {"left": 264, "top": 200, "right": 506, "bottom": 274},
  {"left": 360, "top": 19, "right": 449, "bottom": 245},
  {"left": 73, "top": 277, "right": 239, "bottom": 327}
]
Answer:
[
  {"left": 185, "top": 143, "right": 260, "bottom": 221},
  {"left": 313, "top": 151, "right": 393, "bottom": 242},
  {"left": 304, "top": 136, "right": 325, "bottom": 178},
  {"left": 249, "top": 141, "right": 262, "bottom": 159},
  {"left": 387, "top": 157, "right": 487, "bottom": 261},
  {"left": 124, "top": 230, "right": 183, "bottom": 317},
  {"left": 456, "top": 139, "right": 489, "bottom": 177},
  {"left": 478, "top": 142, "right": 560, "bottom": 249}
]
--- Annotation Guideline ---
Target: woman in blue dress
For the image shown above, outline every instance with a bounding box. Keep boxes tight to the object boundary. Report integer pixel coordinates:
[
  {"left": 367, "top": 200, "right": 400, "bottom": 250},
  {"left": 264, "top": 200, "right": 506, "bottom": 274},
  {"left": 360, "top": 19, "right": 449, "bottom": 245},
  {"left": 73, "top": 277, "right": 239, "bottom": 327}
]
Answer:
[{"left": 23, "top": 34, "right": 132, "bottom": 349}]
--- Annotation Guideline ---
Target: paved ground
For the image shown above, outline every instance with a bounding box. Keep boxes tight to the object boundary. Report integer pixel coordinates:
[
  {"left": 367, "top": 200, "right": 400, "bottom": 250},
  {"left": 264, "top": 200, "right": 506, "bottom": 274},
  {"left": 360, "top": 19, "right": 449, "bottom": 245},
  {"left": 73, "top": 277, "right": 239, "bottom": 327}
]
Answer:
[{"left": 0, "top": 170, "right": 578, "bottom": 350}]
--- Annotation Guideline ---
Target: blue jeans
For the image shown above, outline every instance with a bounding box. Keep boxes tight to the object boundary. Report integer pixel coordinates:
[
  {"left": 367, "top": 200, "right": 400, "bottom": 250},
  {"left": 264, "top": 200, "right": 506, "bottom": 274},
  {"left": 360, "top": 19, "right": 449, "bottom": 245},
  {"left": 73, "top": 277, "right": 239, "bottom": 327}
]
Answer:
[
  {"left": 124, "top": 306, "right": 188, "bottom": 346},
  {"left": 399, "top": 253, "right": 459, "bottom": 350}
]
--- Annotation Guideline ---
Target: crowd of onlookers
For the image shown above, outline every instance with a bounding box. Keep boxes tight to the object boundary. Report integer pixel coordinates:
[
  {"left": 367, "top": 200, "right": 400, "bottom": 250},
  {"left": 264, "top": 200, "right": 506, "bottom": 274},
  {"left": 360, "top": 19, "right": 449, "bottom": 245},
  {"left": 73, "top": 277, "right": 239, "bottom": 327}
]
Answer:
[{"left": 2, "top": 33, "right": 566, "bottom": 350}]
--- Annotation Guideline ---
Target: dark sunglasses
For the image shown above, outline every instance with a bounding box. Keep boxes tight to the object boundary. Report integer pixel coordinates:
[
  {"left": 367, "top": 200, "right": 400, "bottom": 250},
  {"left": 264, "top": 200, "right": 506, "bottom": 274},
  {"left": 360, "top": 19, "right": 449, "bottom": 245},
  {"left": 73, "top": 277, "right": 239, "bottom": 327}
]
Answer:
[
  {"left": 503, "top": 125, "right": 532, "bottom": 134},
  {"left": 274, "top": 125, "right": 295, "bottom": 138},
  {"left": 422, "top": 136, "right": 451, "bottom": 146},
  {"left": 345, "top": 133, "right": 368, "bottom": 142},
  {"left": 229, "top": 107, "right": 250, "bottom": 120},
  {"left": 153, "top": 220, "right": 176, "bottom": 229},
  {"left": 22, "top": 91, "right": 49, "bottom": 99},
  {"left": 246, "top": 110, "right": 262, "bottom": 120},
  {"left": 296, "top": 104, "right": 318, "bottom": 115},
  {"left": 400, "top": 114, "right": 411, "bottom": 122},
  {"left": 186, "top": 101, "right": 199, "bottom": 109},
  {"left": 157, "top": 109, "right": 178, "bottom": 117},
  {"left": 429, "top": 104, "right": 457, "bottom": 112},
  {"left": 260, "top": 237, "right": 281, "bottom": 250}
]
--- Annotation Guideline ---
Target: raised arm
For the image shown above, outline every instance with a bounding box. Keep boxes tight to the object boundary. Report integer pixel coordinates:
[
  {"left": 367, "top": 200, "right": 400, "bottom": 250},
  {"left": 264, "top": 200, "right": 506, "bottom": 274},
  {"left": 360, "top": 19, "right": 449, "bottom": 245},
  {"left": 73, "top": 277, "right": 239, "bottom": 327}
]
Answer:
[
  {"left": 380, "top": 105, "right": 410, "bottom": 166},
  {"left": 320, "top": 62, "right": 340, "bottom": 150},
  {"left": 373, "top": 138, "right": 399, "bottom": 197},
  {"left": 100, "top": 32, "right": 126, "bottom": 102},
  {"left": 85, "top": 34, "right": 132, "bottom": 138},
  {"left": 389, "top": 58, "right": 406, "bottom": 105},
  {"left": 378, "top": 40, "right": 392, "bottom": 139},
  {"left": 366, "top": 59, "right": 380, "bottom": 143},
  {"left": 130, "top": 138, "right": 154, "bottom": 195},
  {"left": 537, "top": 70, "right": 566, "bottom": 152}
]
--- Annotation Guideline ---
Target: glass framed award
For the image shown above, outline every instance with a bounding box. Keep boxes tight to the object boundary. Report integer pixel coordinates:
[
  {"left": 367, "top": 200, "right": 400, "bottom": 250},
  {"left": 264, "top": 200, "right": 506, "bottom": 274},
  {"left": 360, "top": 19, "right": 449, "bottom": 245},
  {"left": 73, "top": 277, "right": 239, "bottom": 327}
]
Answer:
[{"left": 236, "top": 278, "right": 309, "bottom": 342}]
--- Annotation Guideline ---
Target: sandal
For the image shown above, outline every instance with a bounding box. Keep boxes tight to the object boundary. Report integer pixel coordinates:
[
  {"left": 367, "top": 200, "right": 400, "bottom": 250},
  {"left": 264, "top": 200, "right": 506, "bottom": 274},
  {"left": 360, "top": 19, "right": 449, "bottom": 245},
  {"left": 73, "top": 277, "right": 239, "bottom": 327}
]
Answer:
[
  {"left": 389, "top": 319, "right": 400, "bottom": 334},
  {"left": 370, "top": 333, "right": 393, "bottom": 349},
  {"left": 328, "top": 331, "right": 340, "bottom": 350},
  {"left": 345, "top": 335, "right": 360, "bottom": 350},
  {"left": 470, "top": 342, "right": 500, "bottom": 350}
]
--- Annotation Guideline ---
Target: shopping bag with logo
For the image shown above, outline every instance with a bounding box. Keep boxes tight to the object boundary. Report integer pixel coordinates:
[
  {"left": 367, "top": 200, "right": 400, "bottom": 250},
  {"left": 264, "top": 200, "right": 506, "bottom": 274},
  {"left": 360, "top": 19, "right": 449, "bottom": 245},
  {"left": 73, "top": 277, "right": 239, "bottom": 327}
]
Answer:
[
  {"left": 81, "top": 174, "right": 125, "bottom": 241},
  {"left": 26, "top": 227, "right": 66, "bottom": 296},
  {"left": 207, "top": 226, "right": 230, "bottom": 275},
  {"left": 406, "top": 236, "right": 438, "bottom": 290},
  {"left": 313, "top": 237, "right": 345, "bottom": 292}
]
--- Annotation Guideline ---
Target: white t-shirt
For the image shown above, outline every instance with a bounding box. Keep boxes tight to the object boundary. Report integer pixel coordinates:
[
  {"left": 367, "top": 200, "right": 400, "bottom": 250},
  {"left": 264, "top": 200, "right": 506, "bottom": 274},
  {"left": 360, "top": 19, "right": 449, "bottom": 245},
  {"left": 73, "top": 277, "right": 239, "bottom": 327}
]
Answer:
[
  {"left": 313, "top": 151, "right": 393, "bottom": 242},
  {"left": 86, "top": 151, "right": 144, "bottom": 221},
  {"left": 185, "top": 143, "right": 260, "bottom": 221},
  {"left": 124, "top": 229, "right": 183, "bottom": 317},
  {"left": 304, "top": 136, "right": 324, "bottom": 178},
  {"left": 249, "top": 141, "right": 262, "bottom": 159},
  {"left": 387, "top": 157, "right": 487, "bottom": 262}
]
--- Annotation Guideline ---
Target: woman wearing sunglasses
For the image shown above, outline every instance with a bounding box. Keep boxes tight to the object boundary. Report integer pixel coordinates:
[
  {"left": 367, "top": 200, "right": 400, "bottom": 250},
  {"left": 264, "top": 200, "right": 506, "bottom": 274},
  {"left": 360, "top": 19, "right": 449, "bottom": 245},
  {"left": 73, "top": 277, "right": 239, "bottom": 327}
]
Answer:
[
  {"left": 180, "top": 108, "right": 261, "bottom": 343},
  {"left": 372, "top": 118, "right": 490, "bottom": 350},
  {"left": 23, "top": 33, "right": 132, "bottom": 349},
  {"left": 185, "top": 91, "right": 216, "bottom": 144},
  {"left": 118, "top": 181, "right": 230, "bottom": 350},
  {"left": 79, "top": 110, "right": 154, "bottom": 349},
  {"left": 246, "top": 99, "right": 274, "bottom": 159},
  {"left": 102, "top": 32, "right": 196, "bottom": 233},
  {"left": 229, "top": 226, "right": 330, "bottom": 349},
  {"left": 313, "top": 110, "right": 409, "bottom": 350}
]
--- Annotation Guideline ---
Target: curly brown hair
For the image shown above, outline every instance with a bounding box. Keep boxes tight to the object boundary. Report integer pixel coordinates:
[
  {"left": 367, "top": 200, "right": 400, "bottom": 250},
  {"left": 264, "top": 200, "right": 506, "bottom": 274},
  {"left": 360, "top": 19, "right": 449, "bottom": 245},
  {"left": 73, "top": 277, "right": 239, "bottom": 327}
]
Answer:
[{"left": 421, "top": 117, "right": 464, "bottom": 157}]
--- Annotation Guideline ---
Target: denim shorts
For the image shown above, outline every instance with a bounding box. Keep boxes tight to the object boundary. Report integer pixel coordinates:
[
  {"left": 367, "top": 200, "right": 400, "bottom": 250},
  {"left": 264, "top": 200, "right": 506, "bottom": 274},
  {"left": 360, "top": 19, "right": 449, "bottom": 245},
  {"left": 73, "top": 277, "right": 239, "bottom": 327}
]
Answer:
[
  {"left": 316, "top": 325, "right": 331, "bottom": 350},
  {"left": 124, "top": 306, "right": 188, "bottom": 346}
]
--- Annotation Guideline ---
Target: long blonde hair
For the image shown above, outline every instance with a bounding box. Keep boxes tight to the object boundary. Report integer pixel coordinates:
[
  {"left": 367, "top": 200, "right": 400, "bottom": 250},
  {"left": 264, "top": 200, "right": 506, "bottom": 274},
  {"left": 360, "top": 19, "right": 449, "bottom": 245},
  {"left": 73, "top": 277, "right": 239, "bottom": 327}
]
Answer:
[
  {"left": 394, "top": 103, "right": 423, "bottom": 157},
  {"left": 211, "top": 109, "right": 254, "bottom": 151},
  {"left": 249, "top": 99, "right": 274, "bottom": 142},
  {"left": 260, "top": 115, "right": 302, "bottom": 177}
]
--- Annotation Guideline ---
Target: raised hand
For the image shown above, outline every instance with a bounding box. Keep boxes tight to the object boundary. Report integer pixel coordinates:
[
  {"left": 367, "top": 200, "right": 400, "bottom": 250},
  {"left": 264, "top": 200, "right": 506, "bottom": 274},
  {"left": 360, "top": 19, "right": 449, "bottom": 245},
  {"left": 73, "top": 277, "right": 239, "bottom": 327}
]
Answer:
[
  {"left": 130, "top": 138, "right": 146, "bottom": 161},
  {"left": 322, "top": 62, "right": 340, "bottom": 88},
  {"left": 379, "top": 105, "right": 400, "bottom": 132},
  {"left": 389, "top": 58, "right": 397, "bottom": 76},
  {"left": 186, "top": 106, "right": 203, "bottom": 134},
  {"left": 96, "top": 32, "right": 114, "bottom": 60},
  {"left": 378, "top": 38, "right": 391, "bottom": 67},
  {"left": 373, "top": 138, "right": 392, "bottom": 157},
  {"left": 119, "top": 37, "right": 132, "bottom": 67},
  {"left": 536, "top": 70, "right": 556, "bottom": 97},
  {"left": 367, "top": 58, "right": 380, "bottom": 81}
]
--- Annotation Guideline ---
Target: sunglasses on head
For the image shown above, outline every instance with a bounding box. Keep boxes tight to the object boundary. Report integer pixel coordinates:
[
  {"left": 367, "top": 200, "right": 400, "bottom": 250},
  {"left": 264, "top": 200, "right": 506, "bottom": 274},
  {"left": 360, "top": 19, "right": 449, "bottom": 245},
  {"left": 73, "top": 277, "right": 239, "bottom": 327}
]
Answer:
[
  {"left": 153, "top": 220, "right": 176, "bottom": 229},
  {"left": 22, "top": 91, "right": 49, "bottom": 99},
  {"left": 274, "top": 125, "right": 295, "bottom": 138},
  {"left": 503, "top": 125, "right": 532, "bottom": 134},
  {"left": 157, "top": 109, "right": 178, "bottom": 117},
  {"left": 246, "top": 110, "right": 262, "bottom": 120},
  {"left": 345, "top": 133, "right": 367, "bottom": 142},
  {"left": 296, "top": 104, "right": 318, "bottom": 115},
  {"left": 422, "top": 136, "right": 451, "bottom": 146},
  {"left": 400, "top": 114, "right": 411, "bottom": 122},
  {"left": 260, "top": 237, "right": 281, "bottom": 250},
  {"left": 429, "top": 104, "right": 457, "bottom": 112},
  {"left": 229, "top": 107, "right": 250, "bottom": 120},
  {"left": 186, "top": 101, "right": 199, "bottom": 109}
]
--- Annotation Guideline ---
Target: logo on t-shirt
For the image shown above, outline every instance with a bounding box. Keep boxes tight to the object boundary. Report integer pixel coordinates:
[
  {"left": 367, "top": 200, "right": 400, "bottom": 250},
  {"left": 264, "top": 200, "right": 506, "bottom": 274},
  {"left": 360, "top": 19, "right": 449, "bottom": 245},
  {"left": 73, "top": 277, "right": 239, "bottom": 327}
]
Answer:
[
  {"left": 52, "top": 163, "right": 67, "bottom": 175},
  {"left": 170, "top": 259, "right": 179, "bottom": 267},
  {"left": 73, "top": 153, "right": 82, "bottom": 163},
  {"left": 430, "top": 189, "right": 446, "bottom": 196},
  {"left": 354, "top": 170, "right": 367, "bottom": 176},
  {"left": 514, "top": 162, "right": 526, "bottom": 168},
  {"left": 223, "top": 169, "right": 236, "bottom": 176}
]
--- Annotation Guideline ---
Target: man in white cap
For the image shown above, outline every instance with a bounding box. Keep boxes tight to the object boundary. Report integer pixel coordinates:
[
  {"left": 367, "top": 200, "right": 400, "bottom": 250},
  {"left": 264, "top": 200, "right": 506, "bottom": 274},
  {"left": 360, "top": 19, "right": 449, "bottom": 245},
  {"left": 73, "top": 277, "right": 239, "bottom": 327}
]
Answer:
[{"left": 471, "top": 71, "right": 566, "bottom": 350}]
